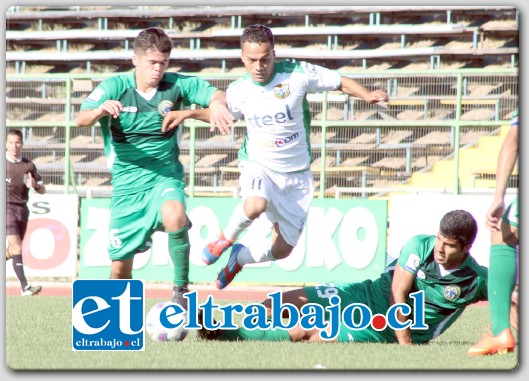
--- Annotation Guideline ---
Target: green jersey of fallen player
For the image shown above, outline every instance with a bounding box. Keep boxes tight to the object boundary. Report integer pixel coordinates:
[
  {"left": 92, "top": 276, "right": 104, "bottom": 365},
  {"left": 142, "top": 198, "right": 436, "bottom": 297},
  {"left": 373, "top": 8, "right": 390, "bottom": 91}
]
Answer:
[{"left": 351, "top": 234, "right": 488, "bottom": 343}]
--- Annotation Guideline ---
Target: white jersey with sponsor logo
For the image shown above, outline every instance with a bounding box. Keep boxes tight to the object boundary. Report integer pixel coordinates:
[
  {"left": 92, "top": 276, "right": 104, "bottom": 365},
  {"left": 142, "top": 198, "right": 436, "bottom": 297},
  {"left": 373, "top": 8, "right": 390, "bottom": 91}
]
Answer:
[{"left": 227, "top": 60, "right": 341, "bottom": 173}]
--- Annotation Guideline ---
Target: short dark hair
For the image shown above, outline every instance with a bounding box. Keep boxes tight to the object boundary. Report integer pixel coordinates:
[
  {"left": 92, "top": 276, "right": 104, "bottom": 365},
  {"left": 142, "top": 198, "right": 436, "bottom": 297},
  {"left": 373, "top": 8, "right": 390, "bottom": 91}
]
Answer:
[
  {"left": 7, "top": 129, "right": 23, "bottom": 142},
  {"left": 241, "top": 24, "right": 274, "bottom": 48},
  {"left": 439, "top": 210, "right": 478, "bottom": 246},
  {"left": 134, "top": 27, "right": 172, "bottom": 55}
]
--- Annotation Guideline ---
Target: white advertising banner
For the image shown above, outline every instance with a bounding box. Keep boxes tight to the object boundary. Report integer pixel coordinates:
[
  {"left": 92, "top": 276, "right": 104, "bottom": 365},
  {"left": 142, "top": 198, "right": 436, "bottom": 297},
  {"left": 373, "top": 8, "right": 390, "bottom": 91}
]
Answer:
[
  {"left": 79, "top": 198, "right": 388, "bottom": 284},
  {"left": 6, "top": 194, "right": 79, "bottom": 278},
  {"left": 387, "top": 194, "right": 517, "bottom": 267}
]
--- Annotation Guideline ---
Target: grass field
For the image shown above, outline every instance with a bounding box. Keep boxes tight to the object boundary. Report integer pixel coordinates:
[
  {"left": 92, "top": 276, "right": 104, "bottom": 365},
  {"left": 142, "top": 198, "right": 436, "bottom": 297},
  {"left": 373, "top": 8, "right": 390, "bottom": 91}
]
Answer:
[{"left": 5, "top": 295, "right": 518, "bottom": 371}]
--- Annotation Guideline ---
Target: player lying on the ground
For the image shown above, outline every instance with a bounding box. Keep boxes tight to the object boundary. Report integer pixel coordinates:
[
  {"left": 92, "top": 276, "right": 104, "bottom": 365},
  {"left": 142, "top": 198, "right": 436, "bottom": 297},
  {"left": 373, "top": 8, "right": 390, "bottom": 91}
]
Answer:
[{"left": 198, "top": 210, "right": 518, "bottom": 346}]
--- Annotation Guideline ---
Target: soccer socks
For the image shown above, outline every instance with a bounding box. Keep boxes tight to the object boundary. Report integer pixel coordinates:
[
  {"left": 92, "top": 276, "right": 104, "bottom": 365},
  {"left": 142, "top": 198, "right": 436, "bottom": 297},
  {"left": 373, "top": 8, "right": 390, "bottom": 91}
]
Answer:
[
  {"left": 222, "top": 202, "right": 276, "bottom": 266},
  {"left": 217, "top": 327, "right": 292, "bottom": 342},
  {"left": 488, "top": 244, "right": 517, "bottom": 336},
  {"left": 237, "top": 247, "right": 276, "bottom": 266},
  {"left": 168, "top": 223, "right": 191, "bottom": 288},
  {"left": 11, "top": 254, "right": 28, "bottom": 290},
  {"left": 223, "top": 203, "right": 253, "bottom": 241}
]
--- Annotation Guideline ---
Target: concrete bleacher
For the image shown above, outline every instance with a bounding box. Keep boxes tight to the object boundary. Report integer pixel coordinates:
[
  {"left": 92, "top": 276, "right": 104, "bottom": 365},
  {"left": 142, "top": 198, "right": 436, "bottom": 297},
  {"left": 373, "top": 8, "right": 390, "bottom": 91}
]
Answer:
[
  {"left": 6, "top": 46, "right": 519, "bottom": 73},
  {"left": 25, "top": 143, "right": 237, "bottom": 190},
  {"left": 7, "top": 65, "right": 517, "bottom": 192},
  {"left": 6, "top": 5, "right": 518, "bottom": 73},
  {"left": 6, "top": 6, "right": 517, "bottom": 26},
  {"left": 4, "top": 24, "right": 478, "bottom": 42},
  {"left": 5, "top": 23, "right": 483, "bottom": 56},
  {"left": 5, "top": 6, "right": 519, "bottom": 197},
  {"left": 14, "top": 114, "right": 513, "bottom": 196}
]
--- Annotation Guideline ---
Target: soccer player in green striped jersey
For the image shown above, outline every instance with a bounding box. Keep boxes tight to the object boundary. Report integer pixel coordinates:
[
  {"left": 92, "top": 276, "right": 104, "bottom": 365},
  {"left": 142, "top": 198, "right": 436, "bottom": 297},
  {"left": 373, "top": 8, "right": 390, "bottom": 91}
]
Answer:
[
  {"left": 469, "top": 109, "right": 519, "bottom": 356},
  {"left": 75, "top": 28, "right": 234, "bottom": 307},
  {"left": 199, "top": 210, "right": 517, "bottom": 345}
]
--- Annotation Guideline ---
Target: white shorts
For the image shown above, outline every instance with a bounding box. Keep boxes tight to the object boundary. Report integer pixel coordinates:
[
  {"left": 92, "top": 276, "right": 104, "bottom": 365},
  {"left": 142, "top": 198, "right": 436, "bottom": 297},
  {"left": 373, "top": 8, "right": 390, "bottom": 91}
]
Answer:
[{"left": 238, "top": 160, "right": 314, "bottom": 247}]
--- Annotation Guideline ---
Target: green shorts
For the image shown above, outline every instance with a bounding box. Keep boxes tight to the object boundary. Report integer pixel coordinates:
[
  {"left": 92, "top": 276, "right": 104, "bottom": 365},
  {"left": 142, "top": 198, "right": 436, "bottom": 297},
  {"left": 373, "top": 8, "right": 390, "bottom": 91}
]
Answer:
[
  {"left": 108, "top": 178, "right": 187, "bottom": 261},
  {"left": 503, "top": 196, "right": 519, "bottom": 228},
  {"left": 304, "top": 281, "right": 396, "bottom": 343}
]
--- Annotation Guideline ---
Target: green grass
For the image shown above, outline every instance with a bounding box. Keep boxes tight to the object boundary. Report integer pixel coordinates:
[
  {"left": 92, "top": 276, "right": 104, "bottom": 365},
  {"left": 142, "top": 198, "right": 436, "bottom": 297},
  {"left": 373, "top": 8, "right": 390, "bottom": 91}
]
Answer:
[{"left": 6, "top": 296, "right": 518, "bottom": 371}]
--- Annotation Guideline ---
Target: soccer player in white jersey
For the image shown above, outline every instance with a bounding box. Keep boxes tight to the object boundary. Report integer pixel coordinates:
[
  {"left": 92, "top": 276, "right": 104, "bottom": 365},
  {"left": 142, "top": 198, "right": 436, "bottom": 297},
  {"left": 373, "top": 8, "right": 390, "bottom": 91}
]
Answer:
[{"left": 203, "top": 25, "right": 388, "bottom": 289}]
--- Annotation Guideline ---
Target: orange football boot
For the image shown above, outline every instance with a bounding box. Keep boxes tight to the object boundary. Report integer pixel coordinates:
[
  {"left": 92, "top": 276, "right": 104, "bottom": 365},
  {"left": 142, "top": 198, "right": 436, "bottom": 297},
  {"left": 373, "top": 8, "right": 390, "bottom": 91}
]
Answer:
[
  {"left": 202, "top": 232, "right": 235, "bottom": 265},
  {"left": 468, "top": 328, "right": 516, "bottom": 356}
]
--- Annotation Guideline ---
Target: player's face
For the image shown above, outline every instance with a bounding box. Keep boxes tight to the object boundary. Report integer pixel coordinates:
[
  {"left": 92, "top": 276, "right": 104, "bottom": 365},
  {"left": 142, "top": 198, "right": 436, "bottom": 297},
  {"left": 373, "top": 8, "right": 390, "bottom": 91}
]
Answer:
[
  {"left": 6, "top": 134, "right": 23, "bottom": 159},
  {"left": 133, "top": 49, "right": 170, "bottom": 90},
  {"left": 434, "top": 233, "right": 469, "bottom": 269},
  {"left": 240, "top": 41, "right": 275, "bottom": 83}
]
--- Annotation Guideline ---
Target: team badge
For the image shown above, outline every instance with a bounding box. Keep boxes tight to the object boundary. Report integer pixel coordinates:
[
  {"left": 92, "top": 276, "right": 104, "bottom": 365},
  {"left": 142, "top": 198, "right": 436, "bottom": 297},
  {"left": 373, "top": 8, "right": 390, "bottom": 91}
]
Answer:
[
  {"left": 158, "top": 100, "right": 174, "bottom": 117},
  {"left": 443, "top": 285, "right": 461, "bottom": 301},
  {"left": 273, "top": 83, "right": 290, "bottom": 99}
]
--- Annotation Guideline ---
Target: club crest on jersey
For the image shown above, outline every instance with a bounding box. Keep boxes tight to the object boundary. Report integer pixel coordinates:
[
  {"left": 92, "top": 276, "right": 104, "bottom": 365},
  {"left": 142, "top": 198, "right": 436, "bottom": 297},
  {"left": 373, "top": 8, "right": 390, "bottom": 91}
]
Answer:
[
  {"left": 158, "top": 100, "right": 174, "bottom": 117},
  {"left": 443, "top": 285, "right": 461, "bottom": 301},
  {"left": 273, "top": 84, "right": 290, "bottom": 99}
]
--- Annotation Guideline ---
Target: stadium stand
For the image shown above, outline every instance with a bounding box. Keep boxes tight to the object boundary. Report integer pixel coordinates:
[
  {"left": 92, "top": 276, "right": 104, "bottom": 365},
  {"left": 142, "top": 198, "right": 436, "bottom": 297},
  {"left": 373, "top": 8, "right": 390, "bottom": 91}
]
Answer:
[
  {"left": 5, "top": 6, "right": 519, "bottom": 197},
  {"left": 6, "top": 5, "right": 518, "bottom": 73}
]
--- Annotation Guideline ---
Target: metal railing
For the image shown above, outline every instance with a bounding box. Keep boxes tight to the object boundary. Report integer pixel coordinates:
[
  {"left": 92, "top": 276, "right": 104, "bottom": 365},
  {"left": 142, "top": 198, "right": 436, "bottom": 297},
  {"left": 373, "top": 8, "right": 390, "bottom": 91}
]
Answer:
[{"left": 5, "top": 68, "right": 518, "bottom": 198}]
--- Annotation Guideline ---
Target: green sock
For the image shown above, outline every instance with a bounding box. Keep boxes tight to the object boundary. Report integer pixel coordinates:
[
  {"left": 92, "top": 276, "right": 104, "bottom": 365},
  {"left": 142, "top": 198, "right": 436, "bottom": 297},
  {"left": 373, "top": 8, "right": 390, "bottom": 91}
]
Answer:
[
  {"left": 488, "top": 244, "right": 517, "bottom": 336},
  {"left": 167, "top": 222, "right": 190, "bottom": 288},
  {"left": 218, "top": 327, "right": 292, "bottom": 342}
]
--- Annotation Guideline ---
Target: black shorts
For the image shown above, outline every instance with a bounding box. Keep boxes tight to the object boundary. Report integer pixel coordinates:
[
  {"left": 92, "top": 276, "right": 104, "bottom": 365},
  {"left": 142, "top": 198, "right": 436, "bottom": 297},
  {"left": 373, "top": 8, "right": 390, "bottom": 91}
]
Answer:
[{"left": 6, "top": 203, "right": 29, "bottom": 239}]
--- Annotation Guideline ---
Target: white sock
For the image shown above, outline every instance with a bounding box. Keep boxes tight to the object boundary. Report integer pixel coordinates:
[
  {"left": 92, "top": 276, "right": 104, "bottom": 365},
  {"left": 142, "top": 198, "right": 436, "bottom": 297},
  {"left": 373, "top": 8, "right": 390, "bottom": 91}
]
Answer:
[
  {"left": 223, "top": 203, "right": 253, "bottom": 241},
  {"left": 237, "top": 246, "right": 276, "bottom": 266}
]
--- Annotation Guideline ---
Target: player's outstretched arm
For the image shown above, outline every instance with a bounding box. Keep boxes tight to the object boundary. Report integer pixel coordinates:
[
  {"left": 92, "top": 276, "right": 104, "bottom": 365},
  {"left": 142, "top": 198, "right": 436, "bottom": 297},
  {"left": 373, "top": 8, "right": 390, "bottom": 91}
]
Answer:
[
  {"left": 208, "top": 90, "right": 235, "bottom": 135},
  {"left": 339, "top": 77, "right": 388, "bottom": 104},
  {"left": 162, "top": 109, "right": 211, "bottom": 133}
]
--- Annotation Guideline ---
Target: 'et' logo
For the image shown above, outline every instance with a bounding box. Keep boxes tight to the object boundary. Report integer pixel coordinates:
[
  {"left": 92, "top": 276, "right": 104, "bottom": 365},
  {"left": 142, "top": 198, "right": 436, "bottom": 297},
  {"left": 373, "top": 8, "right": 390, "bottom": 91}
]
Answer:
[{"left": 72, "top": 279, "right": 145, "bottom": 351}]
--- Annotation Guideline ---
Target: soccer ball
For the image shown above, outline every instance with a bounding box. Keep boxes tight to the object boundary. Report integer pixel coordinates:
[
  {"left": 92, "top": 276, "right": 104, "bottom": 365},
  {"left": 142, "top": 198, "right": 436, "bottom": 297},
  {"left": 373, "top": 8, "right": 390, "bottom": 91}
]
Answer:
[{"left": 145, "top": 301, "right": 189, "bottom": 342}]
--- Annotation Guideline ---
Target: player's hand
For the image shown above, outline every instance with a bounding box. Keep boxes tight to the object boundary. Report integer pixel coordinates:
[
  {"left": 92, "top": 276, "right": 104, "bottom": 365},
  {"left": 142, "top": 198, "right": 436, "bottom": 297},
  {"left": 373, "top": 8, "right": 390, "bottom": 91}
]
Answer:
[
  {"left": 395, "top": 330, "right": 413, "bottom": 346},
  {"left": 364, "top": 90, "right": 389, "bottom": 105},
  {"left": 209, "top": 100, "right": 235, "bottom": 135},
  {"left": 25, "top": 172, "right": 36, "bottom": 189},
  {"left": 485, "top": 198, "right": 505, "bottom": 232},
  {"left": 98, "top": 100, "right": 123, "bottom": 119},
  {"left": 162, "top": 111, "right": 186, "bottom": 132}
]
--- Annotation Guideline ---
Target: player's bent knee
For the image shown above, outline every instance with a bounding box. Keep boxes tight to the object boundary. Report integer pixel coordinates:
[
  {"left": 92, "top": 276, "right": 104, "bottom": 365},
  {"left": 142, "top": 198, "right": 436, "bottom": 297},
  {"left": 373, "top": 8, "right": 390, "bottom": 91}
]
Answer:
[
  {"left": 161, "top": 206, "right": 187, "bottom": 232},
  {"left": 270, "top": 241, "right": 294, "bottom": 260},
  {"left": 110, "top": 271, "right": 131, "bottom": 279},
  {"left": 243, "top": 197, "right": 267, "bottom": 218}
]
